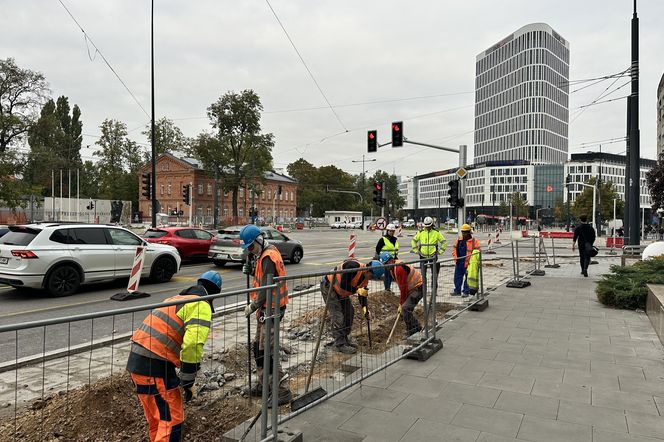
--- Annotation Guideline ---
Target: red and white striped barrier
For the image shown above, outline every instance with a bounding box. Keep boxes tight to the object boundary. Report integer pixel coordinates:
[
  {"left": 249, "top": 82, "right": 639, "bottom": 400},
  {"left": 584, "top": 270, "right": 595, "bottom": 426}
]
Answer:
[
  {"left": 397, "top": 225, "right": 403, "bottom": 237},
  {"left": 348, "top": 233, "right": 356, "bottom": 258},
  {"left": 494, "top": 227, "right": 502, "bottom": 244},
  {"left": 127, "top": 246, "right": 146, "bottom": 293}
]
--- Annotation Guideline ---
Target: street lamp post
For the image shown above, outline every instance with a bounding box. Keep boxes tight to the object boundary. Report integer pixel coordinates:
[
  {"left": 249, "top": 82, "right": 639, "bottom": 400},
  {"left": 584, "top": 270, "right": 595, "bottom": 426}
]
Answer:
[
  {"left": 351, "top": 155, "right": 376, "bottom": 230},
  {"left": 570, "top": 181, "right": 597, "bottom": 230}
]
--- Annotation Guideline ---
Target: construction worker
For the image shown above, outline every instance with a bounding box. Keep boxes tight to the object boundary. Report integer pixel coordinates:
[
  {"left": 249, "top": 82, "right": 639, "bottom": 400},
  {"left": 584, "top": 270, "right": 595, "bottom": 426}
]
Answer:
[
  {"left": 451, "top": 224, "right": 481, "bottom": 297},
  {"left": 240, "top": 224, "right": 292, "bottom": 405},
  {"left": 411, "top": 216, "right": 447, "bottom": 281},
  {"left": 127, "top": 270, "right": 221, "bottom": 442},
  {"left": 375, "top": 223, "right": 399, "bottom": 292},
  {"left": 379, "top": 252, "right": 424, "bottom": 338},
  {"left": 321, "top": 259, "right": 384, "bottom": 354}
]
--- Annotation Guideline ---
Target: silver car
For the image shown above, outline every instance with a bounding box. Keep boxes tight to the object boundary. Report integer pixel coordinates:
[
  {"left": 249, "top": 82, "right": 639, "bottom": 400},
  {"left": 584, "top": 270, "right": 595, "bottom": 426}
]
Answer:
[{"left": 208, "top": 225, "right": 303, "bottom": 267}]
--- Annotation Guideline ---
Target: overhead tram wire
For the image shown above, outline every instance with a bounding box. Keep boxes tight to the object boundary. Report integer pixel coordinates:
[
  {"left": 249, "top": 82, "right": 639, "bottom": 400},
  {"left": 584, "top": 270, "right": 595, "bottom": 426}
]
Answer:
[
  {"left": 264, "top": 0, "right": 347, "bottom": 133},
  {"left": 57, "top": 0, "right": 150, "bottom": 119},
  {"left": 570, "top": 74, "right": 626, "bottom": 124}
]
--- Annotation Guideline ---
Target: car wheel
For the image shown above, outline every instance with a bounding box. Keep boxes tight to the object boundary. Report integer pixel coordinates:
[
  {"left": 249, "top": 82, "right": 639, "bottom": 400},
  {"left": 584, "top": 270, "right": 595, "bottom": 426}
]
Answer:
[
  {"left": 290, "top": 248, "right": 303, "bottom": 264},
  {"left": 213, "top": 260, "right": 227, "bottom": 267},
  {"left": 46, "top": 265, "right": 81, "bottom": 297},
  {"left": 150, "top": 256, "right": 177, "bottom": 283}
]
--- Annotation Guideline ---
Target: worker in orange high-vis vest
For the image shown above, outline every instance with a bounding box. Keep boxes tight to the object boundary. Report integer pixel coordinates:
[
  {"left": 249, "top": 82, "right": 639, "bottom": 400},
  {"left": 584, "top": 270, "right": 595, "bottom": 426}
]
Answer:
[
  {"left": 240, "top": 224, "right": 292, "bottom": 405},
  {"left": 321, "top": 259, "right": 384, "bottom": 354},
  {"left": 451, "top": 224, "right": 481, "bottom": 297},
  {"left": 126, "top": 270, "right": 221, "bottom": 442},
  {"left": 379, "top": 252, "right": 424, "bottom": 338}
]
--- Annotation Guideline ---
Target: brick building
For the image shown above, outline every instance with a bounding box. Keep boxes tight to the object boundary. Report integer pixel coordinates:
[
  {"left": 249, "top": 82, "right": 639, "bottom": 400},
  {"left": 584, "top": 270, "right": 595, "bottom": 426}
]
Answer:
[{"left": 137, "top": 153, "right": 298, "bottom": 226}]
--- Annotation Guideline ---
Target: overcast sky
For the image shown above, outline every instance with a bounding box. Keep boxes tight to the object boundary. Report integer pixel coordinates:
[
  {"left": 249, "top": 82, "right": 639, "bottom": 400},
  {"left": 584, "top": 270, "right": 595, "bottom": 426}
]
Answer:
[{"left": 2, "top": 0, "right": 663, "bottom": 178}]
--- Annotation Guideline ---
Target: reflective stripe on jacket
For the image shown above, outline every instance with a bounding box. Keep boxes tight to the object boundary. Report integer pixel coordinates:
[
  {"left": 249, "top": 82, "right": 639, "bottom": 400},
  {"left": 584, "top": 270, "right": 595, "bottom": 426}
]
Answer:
[
  {"left": 325, "top": 259, "right": 370, "bottom": 298},
  {"left": 411, "top": 229, "right": 447, "bottom": 257},
  {"left": 466, "top": 249, "right": 481, "bottom": 290},
  {"left": 130, "top": 293, "right": 211, "bottom": 368},
  {"left": 452, "top": 237, "right": 481, "bottom": 267},
  {"left": 251, "top": 245, "right": 288, "bottom": 309},
  {"left": 390, "top": 262, "right": 423, "bottom": 304}
]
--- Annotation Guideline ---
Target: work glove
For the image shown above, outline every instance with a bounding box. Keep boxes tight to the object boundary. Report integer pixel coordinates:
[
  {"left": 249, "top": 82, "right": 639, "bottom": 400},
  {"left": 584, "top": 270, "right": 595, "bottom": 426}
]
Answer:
[
  {"left": 356, "top": 288, "right": 368, "bottom": 297},
  {"left": 358, "top": 293, "right": 368, "bottom": 309},
  {"left": 244, "top": 302, "right": 258, "bottom": 318},
  {"left": 410, "top": 248, "right": 419, "bottom": 254},
  {"left": 362, "top": 306, "right": 371, "bottom": 320},
  {"left": 242, "top": 262, "right": 253, "bottom": 275},
  {"left": 182, "top": 385, "right": 195, "bottom": 403}
]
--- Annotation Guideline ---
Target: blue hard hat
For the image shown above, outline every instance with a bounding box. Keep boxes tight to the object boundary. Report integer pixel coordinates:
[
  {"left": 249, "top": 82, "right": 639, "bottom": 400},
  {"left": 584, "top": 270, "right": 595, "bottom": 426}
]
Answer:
[
  {"left": 198, "top": 270, "right": 222, "bottom": 295},
  {"left": 379, "top": 251, "right": 394, "bottom": 264},
  {"left": 239, "top": 225, "right": 262, "bottom": 249},
  {"left": 369, "top": 260, "right": 385, "bottom": 279}
]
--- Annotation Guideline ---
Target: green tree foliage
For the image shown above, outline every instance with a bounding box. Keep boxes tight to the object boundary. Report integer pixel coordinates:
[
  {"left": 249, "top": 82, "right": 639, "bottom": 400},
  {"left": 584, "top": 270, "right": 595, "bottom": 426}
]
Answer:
[
  {"left": 646, "top": 152, "right": 664, "bottom": 213},
  {"left": 79, "top": 160, "right": 100, "bottom": 199},
  {"left": 142, "top": 117, "right": 187, "bottom": 160},
  {"left": 368, "top": 170, "right": 404, "bottom": 219},
  {"left": 189, "top": 90, "right": 273, "bottom": 219},
  {"left": 94, "top": 119, "right": 144, "bottom": 203},
  {"left": 572, "top": 177, "right": 623, "bottom": 221},
  {"left": 0, "top": 58, "right": 49, "bottom": 153},
  {"left": 24, "top": 96, "right": 83, "bottom": 195},
  {"left": 596, "top": 257, "right": 664, "bottom": 310},
  {"left": 497, "top": 193, "right": 527, "bottom": 218},
  {"left": 287, "top": 158, "right": 318, "bottom": 214}
]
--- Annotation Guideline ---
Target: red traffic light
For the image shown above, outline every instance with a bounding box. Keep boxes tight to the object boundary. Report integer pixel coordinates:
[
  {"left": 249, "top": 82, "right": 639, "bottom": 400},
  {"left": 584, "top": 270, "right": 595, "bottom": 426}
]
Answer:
[
  {"left": 373, "top": 182, "right": 382, "bottom": 191},
  {"left": 368, "top": 132, "right": 375, "bottom": 139},
  {"left": 392, "top": 123, "right": 400, "bottom": 131}
]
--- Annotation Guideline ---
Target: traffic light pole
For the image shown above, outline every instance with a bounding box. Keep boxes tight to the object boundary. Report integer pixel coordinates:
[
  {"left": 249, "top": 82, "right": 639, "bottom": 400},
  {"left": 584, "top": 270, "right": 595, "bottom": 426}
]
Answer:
[{"left": 189, "top": 182, "right": 193, "bottom": 226}]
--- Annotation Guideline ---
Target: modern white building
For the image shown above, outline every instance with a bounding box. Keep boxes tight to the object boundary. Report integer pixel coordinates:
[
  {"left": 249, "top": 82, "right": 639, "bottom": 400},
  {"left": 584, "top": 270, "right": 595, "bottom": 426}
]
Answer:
[
  {"left": 398, "top": 177, "right": 416, "bottom": 211},
  {"left": 474, "top": 23, "right": 570, "bottom": 165},
  {"left": 564, "top": 153, "right": 655, "bottom": 208}
]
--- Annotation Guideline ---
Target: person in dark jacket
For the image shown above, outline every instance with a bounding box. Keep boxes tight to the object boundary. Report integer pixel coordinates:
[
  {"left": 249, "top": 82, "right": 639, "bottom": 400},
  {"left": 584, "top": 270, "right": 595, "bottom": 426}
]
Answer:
[{"left": 572, "top": 215, "right": 596, "bottom": 277}]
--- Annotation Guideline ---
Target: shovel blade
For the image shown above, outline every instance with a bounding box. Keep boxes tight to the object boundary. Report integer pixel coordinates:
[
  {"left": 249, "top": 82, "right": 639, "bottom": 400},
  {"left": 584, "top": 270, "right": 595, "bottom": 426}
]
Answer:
[{"left": 290, "top": 386, "right": 327, "bottom": 412}]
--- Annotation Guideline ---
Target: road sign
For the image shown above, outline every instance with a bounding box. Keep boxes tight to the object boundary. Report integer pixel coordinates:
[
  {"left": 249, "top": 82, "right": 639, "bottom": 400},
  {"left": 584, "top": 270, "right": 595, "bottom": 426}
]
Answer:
[
  {"left": 456, "top": 167, "right": 467, "bottom": 179},
  {"left": 376, "top": 217, "right": 387, "bottom": 230}
]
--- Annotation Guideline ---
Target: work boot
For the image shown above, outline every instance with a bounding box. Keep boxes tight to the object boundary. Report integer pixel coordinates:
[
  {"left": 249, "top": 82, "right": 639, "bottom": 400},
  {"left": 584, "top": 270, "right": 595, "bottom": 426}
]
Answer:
[
  {"left": 267, "top": 387, "right": 293, "bottom": 407},
  {"left": 346, "top": 336, "right": 358, "bottom": 348},
  {"left": 335, "top": 344, "right": 357, "bottom": 354},
  {"left": 461, "top": 292, "right": 469, "bottom": 298},
  {"left": 245, "top": 382, "right": 264, "bottom": 397},
  {"left": 450, "top": 291, "right": 461, "bottom": 296}
]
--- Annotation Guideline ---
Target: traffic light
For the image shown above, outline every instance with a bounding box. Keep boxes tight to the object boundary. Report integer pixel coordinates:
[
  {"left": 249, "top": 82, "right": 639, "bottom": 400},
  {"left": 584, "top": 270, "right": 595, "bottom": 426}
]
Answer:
[
  {"left": 447, "top": 179, "right": 460, "bottom": 208},
  {"left": 391, "top": 121, "right": 403, "bottom": 147},
  {"left": 141, "top": 173, "right": 151, "bottom": 199},
  {"left": 182, "top": 184, "right": 190, "bottom": 205},
  {"left": 367, "top": 130, "right": 377, "bottom": 153},
  {"left": 86, "top": 200, "right": 94, "bottom": 210},
  {"left": 372, "top": 181, "right": 385, "bottom": 207}
]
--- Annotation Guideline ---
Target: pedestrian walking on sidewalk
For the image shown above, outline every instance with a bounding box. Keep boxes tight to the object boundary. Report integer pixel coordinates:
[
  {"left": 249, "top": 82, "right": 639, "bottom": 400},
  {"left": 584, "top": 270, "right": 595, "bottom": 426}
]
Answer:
[
  {"left": 321, "top": 259, "right": 384, "bottom": 354},
  {"left": 240, "top": 224, "right": 293, "bottom": 405},
  {"left": 572, "top": 215, "right": 596, "bottom": 277},
  {"left": 126, "top": 270, "right": 221, "bottom": 442},
  {"left": 410, "top": 216, "right": 447, "bottom": 283},
  {"left": 451, "top": 224, "right": 481, "bottom": 297},
  {"left": 375, "top": 224, "right": 399, "bottom": 293},
  {"left": 379, "top": 252, "right": 424, "bottom": 338}
]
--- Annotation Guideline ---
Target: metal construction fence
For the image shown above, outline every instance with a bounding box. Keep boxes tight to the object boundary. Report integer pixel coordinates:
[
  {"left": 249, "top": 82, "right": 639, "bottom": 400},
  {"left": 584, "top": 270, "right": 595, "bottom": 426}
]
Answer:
[{"left": 0, "top": 236, "right": 590, "bottom": 441}]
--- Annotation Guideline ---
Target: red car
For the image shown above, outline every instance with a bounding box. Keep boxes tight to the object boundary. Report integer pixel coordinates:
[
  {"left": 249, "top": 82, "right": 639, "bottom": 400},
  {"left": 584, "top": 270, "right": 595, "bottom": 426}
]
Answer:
[{"left": 144, "top": 227, "right": 215, "bottom": 260}]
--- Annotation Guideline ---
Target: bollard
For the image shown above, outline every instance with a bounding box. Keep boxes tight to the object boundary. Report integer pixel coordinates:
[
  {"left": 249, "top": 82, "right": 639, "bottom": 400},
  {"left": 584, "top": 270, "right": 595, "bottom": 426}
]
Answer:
[
  {"left": 485, "top": 233, "right": 496, "bottom": 254},
  {"left": 348, "top": 232, "right": 356, "bottom": 258},
  {"left": 531, "top": 236, "right": 545, "bottom": 276}
]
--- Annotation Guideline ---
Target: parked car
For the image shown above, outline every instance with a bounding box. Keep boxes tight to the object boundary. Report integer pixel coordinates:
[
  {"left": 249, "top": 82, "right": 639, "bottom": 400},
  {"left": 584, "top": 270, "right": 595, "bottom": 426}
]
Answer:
[
  {"left": 402, "top": 220, "right": 415, "bottom": 228},
  {"left": 0, "top": 223, "right": 181, "bottom": 296},
  {"left": 0, "top": 226, "right": 9, "bottom": 238},
  {"left": 208, "top": 225, "right": 303, "bottom": 267},
  {"left": 143, "top": 227, "right": 215, "bottom": 260},
  {"left": 330, "top": 222, "right": 346, "bottom": 229}
]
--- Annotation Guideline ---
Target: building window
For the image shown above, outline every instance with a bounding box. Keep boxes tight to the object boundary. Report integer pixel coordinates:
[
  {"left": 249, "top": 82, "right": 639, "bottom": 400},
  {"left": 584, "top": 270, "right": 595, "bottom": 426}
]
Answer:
[
  {"left": 207, "top": 184, "right": 212, "bottom": 195},
  {"left": 167, "top": 183, "right": 171, "bottom": 195},
  {"left": 160, "top": 184, "right": 164, "bottom": 196},
  {"left": 207, "top": 206, "right": 212, "bottom": 216},
  {"left": 198, "top": 184, "right": 204, "bottom": 195}
]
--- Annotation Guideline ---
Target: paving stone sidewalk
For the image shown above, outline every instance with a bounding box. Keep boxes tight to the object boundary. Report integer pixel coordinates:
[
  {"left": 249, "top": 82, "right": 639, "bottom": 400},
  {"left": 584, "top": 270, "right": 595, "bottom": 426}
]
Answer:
[{"left": 286, "top": 257, "right": 664, "bottom": 441}]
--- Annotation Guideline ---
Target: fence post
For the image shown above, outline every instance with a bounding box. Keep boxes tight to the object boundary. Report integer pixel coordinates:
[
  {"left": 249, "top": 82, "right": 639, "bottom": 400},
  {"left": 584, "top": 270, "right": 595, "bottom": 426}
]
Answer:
[
  {"left": 260, "top": 275, "right": 273, "bottom": 440},
  {"left": 421, "top": 257, "right": 429, "bottom": 340},
  {"left": 271, "top": 277, "right": 281, "bottom": 438},
  {"left": 507, "top": 239, "right": 531, "bottom": 288},
  {"left": 470, "top": 250, "right": 489, "bottom": 311},
  {"left": 531, "top": 236, "right": 545, "bottom": 276},
  {"left": 545, "top": 237, "right": 560, "bottom": 268}
]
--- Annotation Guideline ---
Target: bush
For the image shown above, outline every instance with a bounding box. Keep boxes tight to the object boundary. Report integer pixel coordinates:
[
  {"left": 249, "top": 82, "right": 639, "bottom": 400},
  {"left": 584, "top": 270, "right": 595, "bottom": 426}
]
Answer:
[{"left": 596, "top": 257, "right": 664, "bottom": 310}]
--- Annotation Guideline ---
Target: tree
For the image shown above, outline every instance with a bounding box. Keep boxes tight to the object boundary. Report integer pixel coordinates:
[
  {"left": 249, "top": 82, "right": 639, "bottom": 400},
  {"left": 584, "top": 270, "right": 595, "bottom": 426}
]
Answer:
[
  {"left": 95, "top": 119, "right": 144, "bottom": 203},
  {"left": 287, "top": 158, "right": 318, "bottom": 215},
  {"left": 647, "top": 153, "right": 664, "bottom": 219},
  {"left": 572, "top": 177, "right": 623, "bottom": 221},
  {"left": 189, "top": 90, "right": 273, "bottom": 220},
  {"left": 369, "top": 170, "right": 405, "bottom": 219},
  {"left": 142, "top": 117, "right": 187, "bottom": 159},
  {"left": 24, "top": 96, "right": 83, "bottom": 195},
  {"left": 0, "top": 58, "right": 49, "bottom": 153},
  {"left": 79, "top": 160, "right": 100, "bottom": 199}
]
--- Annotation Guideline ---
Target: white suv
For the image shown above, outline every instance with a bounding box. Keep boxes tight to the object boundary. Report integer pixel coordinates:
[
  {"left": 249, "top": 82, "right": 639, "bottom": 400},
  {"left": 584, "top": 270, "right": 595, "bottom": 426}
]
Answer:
[{"left": 0, "top": 223, "right": 181, "bottom": 296}]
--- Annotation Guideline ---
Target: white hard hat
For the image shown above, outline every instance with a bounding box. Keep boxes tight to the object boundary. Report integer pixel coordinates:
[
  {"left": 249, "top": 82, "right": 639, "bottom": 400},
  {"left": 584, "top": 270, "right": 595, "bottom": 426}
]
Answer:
[
  {"left": 386, "top": 223, "right": 396, "bottom": 231},
  {"left": 423, "top": 217, "right": 434, "bottom": 227}
]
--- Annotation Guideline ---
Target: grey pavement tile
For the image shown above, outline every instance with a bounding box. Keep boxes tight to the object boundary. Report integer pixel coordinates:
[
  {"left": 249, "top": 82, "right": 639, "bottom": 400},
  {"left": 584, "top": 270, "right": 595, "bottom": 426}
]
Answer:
[
  {"left": 392, "top": 393, "right": 462, "bottom": 424},
  {"left": 568, "top": 349, "right": 617, "bottom": 363},
  {"left": 400, "top": 418, "right": 479, "bottom": 442},
  {"left": 387, "top": 374, "right": 447, "bottom": 398},
  {"left": 557, "top": 399, "right": 628, "bottom": 433},
  {"left": 522, "top": 345, "right": 568, "bottom": 359},
  {"left": 428, "top": 367, "right": 485, "bottom": 386},
  {"left": 593, "top": 428, "right": 662, "bottom": 442},
  {"left": 390, "top": 358, "right": 438, "bottom": 378},
  {"left": 338, "top": 384, "right": 408, "bottom": 412},
  {"left": 451, "top": 403, "right": 523, "bottom": 438},
  {"left": 449, "top": 346, "right": 499, "bottom": 361},
  {"left": 479, "top": 341, "right": 526, "bottom": 354},
  {"left": 495, "top": 351, "right": 543, "bottom": 366},
  {"left": 477, "top": 432, "right": 525, "bottom": 442},
  {"left": 360, "top": 366, "right": 403, "bottom": 388},
  {"left": 478, "top": 372, "right": 535, "bottom": 395},
  {"left": 424, "top": 352, "right": 472, "bottom": 370},
  {"left": 592, "top": 389, "right": 660, "bottom": 416},
  {"left": 626, "top": 410, "right": 664, "bottom": 439},
  {"left": 516, "top": 415, "right": 592, "bottom": 442},
  {"left": 591, "top": 361, "right": 647, "bottom": 378},
  {"left": 298, "top": 426, "right": 364, "bottom": 442},
  {"left": 493, "top": 390, "right": 559, "bottom": 420},
  {"left": 338, "top": 407, "right": 416, "bottom": 441},
  {"left": 540, "top": 355, "right": 591, "bottom": 372},
  {"left": 531, "top": 379, "right": 591, "bottom": 404},
  {"left": 510, "top": 363, "right": 564, "bottom": 383},
  {"left": 287, "top": 400, "right": 361, "bottom": 431},
  {"left": 619, "top": 377, "right": 664, "bottom": 397},
  {"left": 461, "top": 358, "right": 514, "bottom": 376},
  {"left": 441, "top": 382, "right": 501, "bottom": 408},
  {"left": 563, "top": 368, "right": 620, "bottom": 391}
]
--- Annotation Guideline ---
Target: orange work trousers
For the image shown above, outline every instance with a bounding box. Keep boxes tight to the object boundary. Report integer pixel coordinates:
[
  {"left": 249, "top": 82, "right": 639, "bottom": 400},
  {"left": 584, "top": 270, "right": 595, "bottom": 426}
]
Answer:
[{"left": 130, "top": 373, "right": 184, "bottom": 442}]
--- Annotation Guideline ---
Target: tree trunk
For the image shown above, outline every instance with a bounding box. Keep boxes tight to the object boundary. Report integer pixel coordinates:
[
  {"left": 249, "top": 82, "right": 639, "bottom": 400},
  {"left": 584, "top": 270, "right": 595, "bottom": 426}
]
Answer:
[{"left": 232, "top": 187, "right": 238, "bottom": 224}]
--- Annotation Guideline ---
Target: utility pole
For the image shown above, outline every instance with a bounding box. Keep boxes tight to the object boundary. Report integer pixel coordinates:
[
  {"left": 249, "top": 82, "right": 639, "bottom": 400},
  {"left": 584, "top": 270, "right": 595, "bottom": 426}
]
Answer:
[
  {"left": 627, "top": 0, "right": 641, "bottom": 245},
  {"left": 150, "top": 0, "right": 157, "bottom": 228},
  {"left": 597, "top": 145, "right": 602, "bottom": 236},
  {"left": 352, "top": 155, "right": 376, "bottom": 230}
]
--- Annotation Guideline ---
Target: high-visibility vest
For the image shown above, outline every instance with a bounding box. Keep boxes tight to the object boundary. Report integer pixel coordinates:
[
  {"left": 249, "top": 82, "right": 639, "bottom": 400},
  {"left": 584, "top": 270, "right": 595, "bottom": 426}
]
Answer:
[
  {"left": 326, "top": 259, "right": 370, "bottom": 298},
  {"left": 381, "top": 236, "right": 399, "bottom": 256},
  {"left": 412, "top": 229, "right": 447, "bottom": 257},
  {"left": 467, "top": 249, "right": 481, "bottom": 290},
  {"left": 389, "top": 262, "right": 423, "bottom": 295},
  {"left": 251, "top": 245, "right": 288, "bottom": 309},
  {"left": 452, "top": 237, "right": 481, "bottom": 267},
  {"left": 130, "top": 294, "right": 202, "bottom": 368}
]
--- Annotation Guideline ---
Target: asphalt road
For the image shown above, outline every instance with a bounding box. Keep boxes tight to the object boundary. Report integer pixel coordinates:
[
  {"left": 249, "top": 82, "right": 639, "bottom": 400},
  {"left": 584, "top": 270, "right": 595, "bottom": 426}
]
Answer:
[{"left": 0, "top": 228, "right": 413, "bottom": 363}]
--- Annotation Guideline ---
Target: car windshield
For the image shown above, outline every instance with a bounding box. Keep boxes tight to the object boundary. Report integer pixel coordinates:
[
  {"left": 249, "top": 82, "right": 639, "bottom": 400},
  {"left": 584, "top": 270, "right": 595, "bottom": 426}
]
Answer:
[
  {"left": 144, "top": 230, "right": 168, "bottom": 238},
  {"left": 0, "top": 226, "right": 41, "bottom": 246}
]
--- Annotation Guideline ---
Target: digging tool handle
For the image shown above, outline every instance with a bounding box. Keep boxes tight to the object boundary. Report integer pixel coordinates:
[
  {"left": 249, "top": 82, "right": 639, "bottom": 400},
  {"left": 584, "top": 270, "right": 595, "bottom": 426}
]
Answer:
[
  {"left": 304, "top": 278, "right": 334, "bottom": 394},
  {"left": 364, "top": 307, "right": 372, "bottom": 349},
  {"left": 386, "top": 306, "right": 401, "bottom": 344},
  {"left": 245, "top": 254, "right": 252, "bottom": 399}
]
